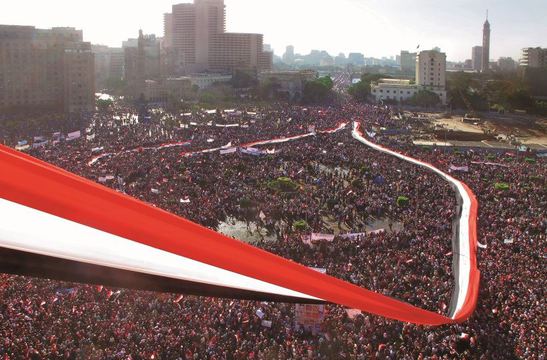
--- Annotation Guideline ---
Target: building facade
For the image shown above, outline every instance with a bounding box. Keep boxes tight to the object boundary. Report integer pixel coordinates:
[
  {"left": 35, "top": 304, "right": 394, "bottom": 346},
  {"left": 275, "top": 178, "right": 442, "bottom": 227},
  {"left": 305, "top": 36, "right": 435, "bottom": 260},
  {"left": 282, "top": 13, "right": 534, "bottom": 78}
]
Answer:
[
  {"left": 400, "top": 51, "right": 417, "bottom": 73},
  {"left": 472, "top": 46, "right": 483, "bottom": 72},
  {"left": 283, "top": 45, "right": 295, "bottom": 64},
  {"left": 520, "top": 47, "right": 547, "bottom": 68},
  {"left": 371, "top": 49, "right": 447, "bottom": 105},
  {"left": 347, "top": 53, "right": 365, "bottom": 66},
  {"left": 370, "top": 79, "right": 447, "bottom": 105},
  {"left": 0, "top": 25, "right": 94, "bottom": 113},
  {"left": 416, "top": 49, "right": 446, "bottom": 88},
  {"left": 259, "top": 70, "right": 317, "bottom": 101},
  {"left": 497, "top": 57, "right": 517, "bottom": 72},
  {"left": 92, "top": 45, "right": 125, "bottom": 90},
  {"left": 164, "top": 0, "right": 270, "bottom": 74},
  {"left": 123, "top": 31, "right": 162, "bottom": 98}
]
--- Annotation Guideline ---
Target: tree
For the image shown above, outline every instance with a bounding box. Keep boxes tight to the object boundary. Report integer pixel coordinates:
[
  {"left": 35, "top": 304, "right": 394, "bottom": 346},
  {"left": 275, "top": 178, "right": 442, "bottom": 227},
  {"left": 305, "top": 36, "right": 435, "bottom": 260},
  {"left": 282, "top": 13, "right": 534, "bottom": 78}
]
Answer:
[
  {"left": 507, "top": 89, "right": 535, "bottom": 110},
  {"left": 292, "top": 220, "right": 309, "bottom": 232},
  {"left": 231, "top": 70, "right": 258, "bottom": 89},
  {"left": 348, "top": 73, "right": 386, "bottom": 102},
  {"left": 302, "top": 77, "right": 333, "bottom": 103},
  {"left": 104, "top": 77, "right": 127, "bottom": 96},
  {"left": 96, "top": 98, "right": 113, "bottom": 112},
  {"left": 408, "top": 90, "right": 440, "bottom": 108},
  {"left": 258, "top": 77, "right": 281, "bottom": 100}
]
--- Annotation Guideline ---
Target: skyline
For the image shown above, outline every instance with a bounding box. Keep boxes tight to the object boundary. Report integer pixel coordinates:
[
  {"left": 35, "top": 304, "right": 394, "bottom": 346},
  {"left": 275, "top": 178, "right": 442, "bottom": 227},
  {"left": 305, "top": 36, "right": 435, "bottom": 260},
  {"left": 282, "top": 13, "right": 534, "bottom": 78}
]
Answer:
[{"left": 1, "top": 0, "right": 546, "bottom": 62}]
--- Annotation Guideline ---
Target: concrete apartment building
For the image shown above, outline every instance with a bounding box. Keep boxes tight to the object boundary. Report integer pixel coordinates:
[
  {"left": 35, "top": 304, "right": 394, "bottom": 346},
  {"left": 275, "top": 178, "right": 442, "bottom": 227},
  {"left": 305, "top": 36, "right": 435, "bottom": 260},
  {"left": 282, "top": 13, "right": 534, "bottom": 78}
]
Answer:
[
  {"left": 520, "top": 47, "right": 547, "bottom": 68},
  {"left": 472, "top": 46, "right": 483, "bottom": 72},
  {"left": 497, "top": 57, "right": 517, "bottom": 72},
  {"left": 416, "top": 50, "right": 446, "bottom": 89},
  {"left": 371, "top": 49, "right": 447, "bottom": 105},
  {"left": 259, "top": 70, "right": 318, "bottom": 101},
  {"left": 400, "top": 51, "right": 417, "bottom": 73},
  {"left": 123, "top": 31, "right": 162, "bottom": 98},
  {"left": 0, "top": 25, "right": 94, "bottom": 113},
  {"left": 209, "top": 33, "right": 265, "bottom": 72},
  {"left": 92, "top": 45, "right": 124, "bottom": 90},
  {"left": 164, "top": 0, "right": 271, "bottom": 74}
]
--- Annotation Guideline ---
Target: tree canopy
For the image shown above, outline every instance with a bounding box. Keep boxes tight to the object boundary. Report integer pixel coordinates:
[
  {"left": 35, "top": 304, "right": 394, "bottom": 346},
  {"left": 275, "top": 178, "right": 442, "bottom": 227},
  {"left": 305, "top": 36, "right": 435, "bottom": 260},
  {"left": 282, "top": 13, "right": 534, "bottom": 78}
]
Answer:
[
  {"left": 407, "top": 90, "right": 441, "bottom": 107},
  {"left": 348, "top": 73, "right": 387, "bottom": 102},
  {"left": 302, "top": 76, "right": 333, "bottom": 103}
]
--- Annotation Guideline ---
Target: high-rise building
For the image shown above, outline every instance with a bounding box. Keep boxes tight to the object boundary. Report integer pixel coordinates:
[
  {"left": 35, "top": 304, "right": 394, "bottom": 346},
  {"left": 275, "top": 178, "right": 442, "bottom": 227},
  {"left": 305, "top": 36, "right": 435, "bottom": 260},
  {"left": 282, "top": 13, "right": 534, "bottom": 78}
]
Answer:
[
  {"left": 283, "top": 45, "right": 295, "bottom": 64},
  {"left": 164, "top": 0, "right": 270, "bottom": 74},
  {"left": 0, "top": 25, "right": 94, "bottom": 113},
  {"left": 347, "top": 53, "right": 365, "bottom": 66},
  {"left": 209, "top": 33, "right": 266, "bottom": 72},
  {"left": 123, "top": 30, "right": 163, "bottom": 99},
  {"left": 472, "top": 46, "right": 483, "bottom": 72},
  {"left": 334, "top": 53, "right": 347, "bottom": 67},
  {"left": 416, "top": 49, "right": 446, "bottom": 89},
  {"left": 481, "top": 13, "right": 490, "bottom": 72},
  {"left": 520, "top": 47, "right": 547, "bottom": 68},
  {"left": 93, "top": 45, "right": 125, "bottom": 90},
  {"left": 371, "top": 48, "right": 447, "bottom": 105},
  {"left": 497, "top": 57, "right": 517, "bottom": 72},
  {"left": 400, "top": 51, "right": 417, "bottom": 73}
]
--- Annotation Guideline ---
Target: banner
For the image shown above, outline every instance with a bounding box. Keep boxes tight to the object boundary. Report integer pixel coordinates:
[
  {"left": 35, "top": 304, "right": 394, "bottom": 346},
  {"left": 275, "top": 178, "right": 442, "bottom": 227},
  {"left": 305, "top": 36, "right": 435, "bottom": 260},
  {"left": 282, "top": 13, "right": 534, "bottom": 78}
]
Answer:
[
  {"left": 67, "top": 131, "right": 81, "bottom": 141},
  {"left": 449, "top": 165, "right": 469, "bottom": 172},
  {"left": 302, "top": 234, "right": 335, "bottom": 245},
  {"left": 220, "top": 148, "right": 237, "bottom": 155},
  {"left": 32, "top": 140, "right": 48, "bottom": 148},
  {"left": 352, "top": 122, "right": 479, "bottom": 324},
  {"left": 295, "top": 268, "right": 327, "bottom": 334},
  {"left": 0, "top": 121, "right": 477, "bottom": 326},
  {"left": 241, "top": 147, "right": 265, "bottom": 156},
  {"left": 471, "top": 161, "right": 510, "bottom": 168}
]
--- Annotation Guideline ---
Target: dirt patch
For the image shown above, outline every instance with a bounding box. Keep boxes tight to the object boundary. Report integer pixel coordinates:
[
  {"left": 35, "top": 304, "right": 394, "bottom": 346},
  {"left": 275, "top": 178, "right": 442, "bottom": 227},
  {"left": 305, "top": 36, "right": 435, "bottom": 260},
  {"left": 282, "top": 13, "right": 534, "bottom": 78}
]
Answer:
[
  {"left": 433, "top": 118, "right": 485, "bottom": 134},
  {"left": 434, "top": 130, "right": 496, "bottom": 142},
  {"left": 428, "top": 113, "right": 547, "bottom": 146}
]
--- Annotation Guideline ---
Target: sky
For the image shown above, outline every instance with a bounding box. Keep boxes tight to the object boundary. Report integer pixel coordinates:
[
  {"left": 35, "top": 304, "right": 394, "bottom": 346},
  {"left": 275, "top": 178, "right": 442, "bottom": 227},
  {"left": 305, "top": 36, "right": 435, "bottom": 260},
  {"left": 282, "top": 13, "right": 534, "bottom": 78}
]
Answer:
[{"left": 1, "top": 0, "right": 545, "bottom": 62}]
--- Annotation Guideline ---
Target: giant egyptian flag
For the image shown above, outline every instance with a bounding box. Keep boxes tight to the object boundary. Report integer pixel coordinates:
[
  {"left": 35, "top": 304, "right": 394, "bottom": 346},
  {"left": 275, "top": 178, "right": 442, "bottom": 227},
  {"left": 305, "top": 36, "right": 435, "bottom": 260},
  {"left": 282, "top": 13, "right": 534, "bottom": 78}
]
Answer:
[{"left": 0, "top": 134, "right": 478, "bottom": 326}]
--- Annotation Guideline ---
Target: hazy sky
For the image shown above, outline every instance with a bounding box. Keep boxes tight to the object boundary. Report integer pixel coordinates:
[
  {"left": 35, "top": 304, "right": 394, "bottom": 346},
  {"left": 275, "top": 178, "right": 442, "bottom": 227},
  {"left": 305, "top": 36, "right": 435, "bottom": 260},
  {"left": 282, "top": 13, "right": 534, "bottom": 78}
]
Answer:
[{"left": 2, "top": 0, "right": 545, "bottom": 61}]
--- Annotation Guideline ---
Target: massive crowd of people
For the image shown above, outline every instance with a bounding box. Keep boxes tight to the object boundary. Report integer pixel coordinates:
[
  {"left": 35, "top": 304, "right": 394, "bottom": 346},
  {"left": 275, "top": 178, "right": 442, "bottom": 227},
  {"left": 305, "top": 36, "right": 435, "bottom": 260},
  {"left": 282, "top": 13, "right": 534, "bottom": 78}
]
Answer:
[{"left": 0, "top": 102, "right": 544, "bottom": 359}]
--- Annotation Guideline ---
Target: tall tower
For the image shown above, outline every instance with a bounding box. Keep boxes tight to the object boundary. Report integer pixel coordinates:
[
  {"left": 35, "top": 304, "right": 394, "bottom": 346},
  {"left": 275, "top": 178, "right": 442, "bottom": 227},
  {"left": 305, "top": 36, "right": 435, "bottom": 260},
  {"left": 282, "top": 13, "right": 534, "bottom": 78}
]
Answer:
[{"left": 481, "top": 11, "right": 490, "bottom": 73}]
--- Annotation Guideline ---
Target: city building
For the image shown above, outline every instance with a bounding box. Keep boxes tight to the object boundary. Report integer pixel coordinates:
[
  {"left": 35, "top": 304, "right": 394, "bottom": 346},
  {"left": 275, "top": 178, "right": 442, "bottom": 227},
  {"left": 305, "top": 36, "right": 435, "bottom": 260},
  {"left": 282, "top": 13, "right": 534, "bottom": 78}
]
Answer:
[
  {"left": 334, "top": 53, "right": 347, "bottom": 67},
  {"left": 481, "top": 13, "right": 490, "bottom": 72},
  {"left": 209, "top": 33, "right": 270, "bottom": 72},
  {"left": 0, "top": 25, "right": 94, "bottom": 113},
  {"left": 123, "top": 30, "right": 162, "bottom": 98},
  {"left": 259, "top": 70, "right": 317, "bottom": 101},
  {"left": 282, "top": 45, "right": 295, "bottom": 64},
  {"left": 178, "top": 73, "right": 232, "bottom": 90},
  {"left": 520, "top": 47, "right": 547, "bottom": 68},
  {"left": 347, "top": 53, "right": 365, "bottom": 66},
  {"left": 164, "top": 0, "right": 271, "bottom": 74},
  {"left": 400, "top": 51, "right": 417, "bottom": 73},
  {"left": 416, "top": 49, "right": 446, "bottom": 88},
  {"left": 472, "top": 46, "right": 483, "bottom": 72},
  {"left": 464, "top": 59, "right": 473, "bottom": 70},
  {"left": 92, "top": 45, "right": 125, "bottom": 90},
  {"left": 371, "top": 49, "right": 447, "bottom": 105},
  {"left": 497, "top": 57, "right": 517, "bottom": 72}
]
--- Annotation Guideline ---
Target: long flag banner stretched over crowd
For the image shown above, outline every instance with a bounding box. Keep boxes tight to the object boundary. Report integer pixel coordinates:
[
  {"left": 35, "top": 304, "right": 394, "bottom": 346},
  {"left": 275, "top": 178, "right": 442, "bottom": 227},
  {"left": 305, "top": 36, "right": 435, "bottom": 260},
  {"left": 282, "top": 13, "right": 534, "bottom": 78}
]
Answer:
[{"left": 0, "top": 123, "right": 478, "bottom": 326}]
